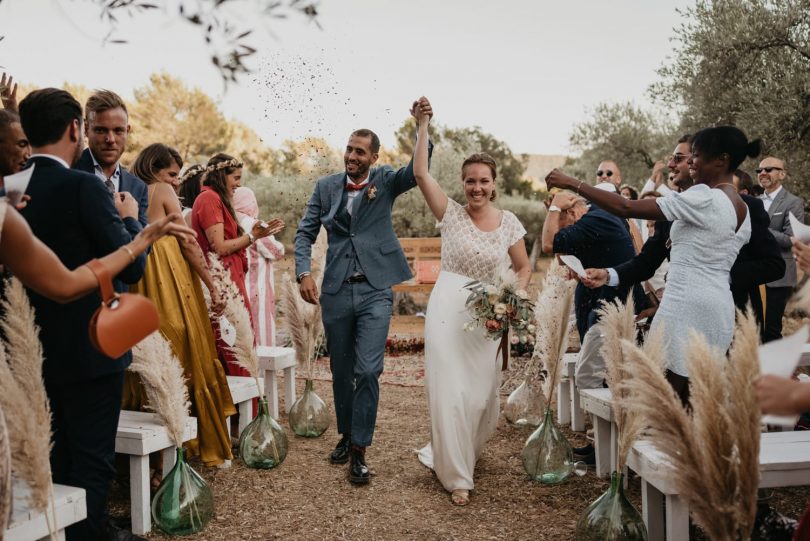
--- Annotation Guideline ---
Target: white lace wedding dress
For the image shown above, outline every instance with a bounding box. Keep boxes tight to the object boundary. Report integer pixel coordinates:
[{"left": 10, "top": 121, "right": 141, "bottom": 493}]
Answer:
[{"left": 417, "top": 199, "right": 526, "bottom": 492}]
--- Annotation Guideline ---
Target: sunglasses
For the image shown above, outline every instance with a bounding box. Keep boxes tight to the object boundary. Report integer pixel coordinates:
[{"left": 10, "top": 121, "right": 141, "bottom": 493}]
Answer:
[
  {"left": 596, "top": 170, "right": 614, "bottom": 178},
  {"left": 670, "top": 154, "right": 690, "bottom": 163},
  {"left": 755, "top": 167, "right": 784, "bottom": 174}
]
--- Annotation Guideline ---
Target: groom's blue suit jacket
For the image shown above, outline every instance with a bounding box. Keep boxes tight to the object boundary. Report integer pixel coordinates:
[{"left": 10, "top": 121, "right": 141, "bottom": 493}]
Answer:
[{"left": 295, "top": 148, "right": 431, "bottom": 295}]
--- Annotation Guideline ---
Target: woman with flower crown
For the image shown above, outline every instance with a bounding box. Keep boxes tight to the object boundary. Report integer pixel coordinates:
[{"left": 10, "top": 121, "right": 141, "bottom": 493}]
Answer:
[
  {"left": 191, "top": 153, "right": 283, "bottom": 384},
  {"left": 410, "top": 98, "right": 531, "bottom": 506},
  {"left": 122, "top": 143, "right": 237, "bottom": 468}
]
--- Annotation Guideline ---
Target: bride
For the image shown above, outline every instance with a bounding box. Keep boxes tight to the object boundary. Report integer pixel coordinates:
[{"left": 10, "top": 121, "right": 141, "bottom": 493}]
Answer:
[{"left": 412, "top": 97, "right": 531, "bottom": 506}]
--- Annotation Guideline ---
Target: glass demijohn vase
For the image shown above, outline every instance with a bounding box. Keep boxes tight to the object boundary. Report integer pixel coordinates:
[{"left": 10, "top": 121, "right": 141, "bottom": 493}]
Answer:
[
  {"left": 239, "top": 397, "right": 288, "bottom": 469},
  {"left": 288, "top": 379, "right": 330, "bottom": 437},
  {"left": 151, "top": 447, "right": 214, "bottom": 535},
  {"left": 575, "top": 471, "right": 647, "bottom": 540},
  {"left": 521, "top": 407, "right": 574, "bottom": 484},
  {"left": 504, "top": 377, "right": 545, "bottom": 428}
]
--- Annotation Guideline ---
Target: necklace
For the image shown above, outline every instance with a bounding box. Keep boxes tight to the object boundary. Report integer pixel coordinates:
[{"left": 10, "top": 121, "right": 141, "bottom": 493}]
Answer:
[{"left": 714, "top": 182, "right": 736, "bottom": 188}]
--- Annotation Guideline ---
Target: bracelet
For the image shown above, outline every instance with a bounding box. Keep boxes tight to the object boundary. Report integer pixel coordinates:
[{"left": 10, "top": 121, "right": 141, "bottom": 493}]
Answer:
[
  {"left": 576, "top": 181, "right": 583, "bottom": 194},
  {"left": 246, "top": 232, "right": 255, "bottom": 245},
  {"left": 121, "top": 245, "right": 136, "bottom": 263}
]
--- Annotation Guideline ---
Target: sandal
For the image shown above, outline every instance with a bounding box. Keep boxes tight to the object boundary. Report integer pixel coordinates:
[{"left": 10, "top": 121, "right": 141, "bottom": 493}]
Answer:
[{"left": 450, "top": 489, "right": 470, "bottom": 506}]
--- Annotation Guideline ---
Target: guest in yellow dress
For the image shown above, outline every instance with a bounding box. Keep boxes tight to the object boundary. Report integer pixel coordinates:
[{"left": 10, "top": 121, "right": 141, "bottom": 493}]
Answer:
[{"left": 124, "top": 143, "right": 236, "bottom": 467}]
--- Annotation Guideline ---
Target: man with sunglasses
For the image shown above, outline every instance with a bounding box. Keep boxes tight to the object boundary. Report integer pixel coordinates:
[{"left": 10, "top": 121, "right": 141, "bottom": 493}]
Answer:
[
  {"left": 595, "top": 160, "right": 621, "bottom": 189},
  {"left": 757, "top": 156, "right": 805, "bottom": 342}
]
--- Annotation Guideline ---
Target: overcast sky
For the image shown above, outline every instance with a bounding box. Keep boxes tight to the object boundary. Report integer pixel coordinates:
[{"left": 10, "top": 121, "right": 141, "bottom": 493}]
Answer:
[{"left": 0, "top": 0, "right": 691, "bottom": 155}]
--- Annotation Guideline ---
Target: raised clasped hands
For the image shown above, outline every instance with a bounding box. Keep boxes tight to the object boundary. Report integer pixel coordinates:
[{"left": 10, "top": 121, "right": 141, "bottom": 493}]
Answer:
[
  {"left": 550, "top": 190, "right": 578, "bottom": 210},
  {"left": 582, "top": 268, "right": 608, "bottom": 289},
  {"left": 410, "top": 96, "right": 433, "bottom": 125}
]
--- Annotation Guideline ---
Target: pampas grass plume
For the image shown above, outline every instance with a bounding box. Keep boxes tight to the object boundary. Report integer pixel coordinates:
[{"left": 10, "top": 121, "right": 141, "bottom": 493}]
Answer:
[{"left": 130, "top": 332, "right": 191, "bottom": 449}]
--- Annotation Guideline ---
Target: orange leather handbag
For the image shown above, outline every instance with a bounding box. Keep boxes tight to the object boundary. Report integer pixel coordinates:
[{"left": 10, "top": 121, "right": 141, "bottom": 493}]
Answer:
[{"left": 86, "top": 258, "right": 159, "bottom": 359}]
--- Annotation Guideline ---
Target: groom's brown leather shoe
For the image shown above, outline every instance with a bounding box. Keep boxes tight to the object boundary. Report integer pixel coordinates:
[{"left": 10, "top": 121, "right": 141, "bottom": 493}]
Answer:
[
  {"left": 329, "top": 434, "right": 351, "bottom": 464},
  {"left": 349, "top": 445, "right": 370, "bottom": 485}
]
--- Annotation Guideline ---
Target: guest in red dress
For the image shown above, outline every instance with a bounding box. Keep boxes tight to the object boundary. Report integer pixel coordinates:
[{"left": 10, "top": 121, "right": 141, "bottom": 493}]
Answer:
[{"left": 191, "top": 153, "right": 283, "bottom": 378}]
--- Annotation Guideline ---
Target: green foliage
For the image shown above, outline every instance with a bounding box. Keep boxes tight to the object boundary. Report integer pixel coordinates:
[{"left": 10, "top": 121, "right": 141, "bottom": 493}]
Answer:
[
  {"left": 565, "top": 102, "right": 676, "bottom": 190},
  {"left": 651, "top": 0, "right": 810, "bottom": 200}
]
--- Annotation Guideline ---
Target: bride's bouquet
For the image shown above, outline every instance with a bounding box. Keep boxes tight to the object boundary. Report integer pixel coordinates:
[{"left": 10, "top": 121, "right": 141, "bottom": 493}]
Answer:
[{"left": 463, "top": 263, "right": 535, "bottom": 346}]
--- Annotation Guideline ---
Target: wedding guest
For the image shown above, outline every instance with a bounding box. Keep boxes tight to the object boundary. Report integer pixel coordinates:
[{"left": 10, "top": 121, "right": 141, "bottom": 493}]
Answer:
[
  {"left": 756, "top": 156, "right": 804, "bottom": 342},
  {"left": 192, "top": 153, "right": 282, "bottom": 378},
  {"left": 595, "top": 160, "right": 621, "bottom": 188},
  {"left": 234, "top": 186, "right": 285, "bottom": 347},
  {"left": 125, "top": 143, "right": 235, "bottom": 468},
  {"left": 733, "top": 169, "right": 755, "bottom": 195},
  {"left": 409, "top": 99, "right": 530, "bottom": 506},
  {"left": 0, "top": 110, "right": 30, "bottom": 188},
  {"left": 619, "top": 185, "right": 638, "bottom": 200},
  {"left": 18, "top": 88, "right": 148, "bottom": 541},
  {"left": 179, "top": 163, "right": 206, "bottom": 224},
  {"left": 75, "top": 89, "right": 148, "bottom": 230},
  {"left": 549, "top": 127, "right": 757, "bottom": 406}
]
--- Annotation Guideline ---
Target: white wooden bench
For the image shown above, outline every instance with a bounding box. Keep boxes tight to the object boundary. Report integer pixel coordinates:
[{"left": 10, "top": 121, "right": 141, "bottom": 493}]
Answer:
[
  {"left": 226, "top": 375, "right": 259, "bottom": 434},
  {"left": 256, "top": 346, "right": 297, "bottom": 420},
  {"left": 579, "top": 387, "right": 616, "bottom": 478},
  {"left": 627, "top": 430, "right": 810, "bottom": 541},
  {"left": 556, "top": 353, "right": 585, "bottom": 431},
  {"left": 5, "top": 482, "right": 86, "bottom": 541},
  {"left": 115, "top": 410, "right": 197, "bottom": 535}
]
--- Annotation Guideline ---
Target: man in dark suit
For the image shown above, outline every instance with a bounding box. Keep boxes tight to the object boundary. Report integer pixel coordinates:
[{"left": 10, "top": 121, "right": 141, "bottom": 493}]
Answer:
[
  {"left": 74, "top": 89, "right": 148, "bottom": 230},
  {"left": 583, "top": 136, "right": 785, "bottom": 336},
  {"left": 18, "top": 88, "right": 147, "bottom": 541},
  {"left": 757, "top": 156, "right": 805, "bottom": 342}
]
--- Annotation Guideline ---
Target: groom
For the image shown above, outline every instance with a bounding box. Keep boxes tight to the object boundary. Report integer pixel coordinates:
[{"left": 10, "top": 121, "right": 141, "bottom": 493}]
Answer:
[{"left": 295, "top": 101, "right": 432, "bottom": 485}]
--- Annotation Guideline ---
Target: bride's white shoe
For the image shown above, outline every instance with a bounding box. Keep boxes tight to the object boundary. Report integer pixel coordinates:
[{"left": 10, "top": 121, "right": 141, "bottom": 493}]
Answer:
[{"left": 450, "top": 489, "right": 470, "bottom": 506}]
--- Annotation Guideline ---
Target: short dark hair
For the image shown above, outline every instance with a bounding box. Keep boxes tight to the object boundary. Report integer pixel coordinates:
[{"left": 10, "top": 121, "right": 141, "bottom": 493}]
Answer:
[
  {"left": 734, "top": 169, "right": 755, "bottom": 194},
  {"left": 677, "top": 133, "right": 692, "bottom": 144},
  {"left": 19, "top": 88, "right": 83, "bottom": 147},
  {"left": 350, "top": 129, "right": 380, "bottom": 153},
  {"left": 691, "top": 126, "right": 761, "bottom": 172},
  {"left": 131, "top": 143, "right": 183, "bottom": 185}
]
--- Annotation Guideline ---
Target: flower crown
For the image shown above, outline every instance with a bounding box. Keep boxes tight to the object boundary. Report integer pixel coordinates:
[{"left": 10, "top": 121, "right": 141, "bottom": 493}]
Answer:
[
  {"left": 178, "top": 164, "right": 207, "bottom": 184},
  {"left": 205, "top": 158, "right": 243, "bottom": 174}
]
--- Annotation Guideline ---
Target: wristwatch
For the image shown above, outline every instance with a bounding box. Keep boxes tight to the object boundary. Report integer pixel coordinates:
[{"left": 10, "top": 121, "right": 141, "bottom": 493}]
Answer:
[
  {"left": 246, "top": 231, "right": 255, "bottom": 244},
  {"left": 548, "top": 205, "right": 562, "bottom": 213}
]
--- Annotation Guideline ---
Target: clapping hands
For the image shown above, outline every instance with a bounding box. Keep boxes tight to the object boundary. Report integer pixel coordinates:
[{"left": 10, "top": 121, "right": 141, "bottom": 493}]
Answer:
[{"left": 410, "top": 96, "right": 433, "bottom": 125}]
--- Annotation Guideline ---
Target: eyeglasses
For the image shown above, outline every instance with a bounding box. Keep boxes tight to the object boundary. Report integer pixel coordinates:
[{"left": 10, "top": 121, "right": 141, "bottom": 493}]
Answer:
[
  {"left": 670, "top": 154, "right": 690, "bottom": 163},
  {"left": 596, "top": 170, "right": 614, "bottom": 178},
  {"left": 755, "top": 167, "right": 784, "bottom": 174}
]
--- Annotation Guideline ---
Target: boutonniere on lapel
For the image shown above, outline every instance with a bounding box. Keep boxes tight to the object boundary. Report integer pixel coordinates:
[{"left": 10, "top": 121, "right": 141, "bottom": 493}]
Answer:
[{"left": 367, "top": 185, "right": 378, "bottom": 200}]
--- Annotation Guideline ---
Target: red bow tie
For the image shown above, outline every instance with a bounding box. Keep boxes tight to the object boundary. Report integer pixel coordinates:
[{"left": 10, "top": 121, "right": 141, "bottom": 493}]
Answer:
[{"left": 345, "top": 181, "right": 368, "bottom": 192}]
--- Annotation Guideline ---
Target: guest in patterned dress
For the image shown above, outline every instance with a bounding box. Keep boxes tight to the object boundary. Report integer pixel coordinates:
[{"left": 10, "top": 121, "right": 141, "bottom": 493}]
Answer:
[{"left": 234, "top": 186, "right": 285, "bottom": 347}]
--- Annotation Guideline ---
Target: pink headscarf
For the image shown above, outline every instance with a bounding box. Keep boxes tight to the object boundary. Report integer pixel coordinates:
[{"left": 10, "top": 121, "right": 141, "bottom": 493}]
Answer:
[{"left": 233, "top": 186, "right": 259, "bottom": 219}]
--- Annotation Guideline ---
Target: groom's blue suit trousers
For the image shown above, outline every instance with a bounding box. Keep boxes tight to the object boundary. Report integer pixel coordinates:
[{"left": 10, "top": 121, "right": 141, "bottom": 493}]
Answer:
[{"left": 321, "top": 280, "right": 393, "bottom": 447}]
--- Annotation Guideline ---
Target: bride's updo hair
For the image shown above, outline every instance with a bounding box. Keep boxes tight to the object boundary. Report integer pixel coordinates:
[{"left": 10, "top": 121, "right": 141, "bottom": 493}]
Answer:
[
  {"left": 461, "top": 153, "right": 498, "bottom": 201},
  {"left": 691, "top": 126, "right": 762, "bottom": 172}
]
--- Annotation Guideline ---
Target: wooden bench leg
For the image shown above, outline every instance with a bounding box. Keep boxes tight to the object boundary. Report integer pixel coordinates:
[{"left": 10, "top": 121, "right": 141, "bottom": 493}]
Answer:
[
  {"left": 283, "top": 366, "right": 296, "bottom": 414},
  {"left": 54, "top": 531, "right": 67, "bottom": 541},
  {"left": 238, "top": 399, "right": 252, "bottom": 433},
  {"left": 129, "top": 455, "right": 151, "bottom": 535},
  {"left": 593, "top": 416, "right": 611, "bottom": 478},
  {"left": 666, "top": 494, "right": 689, "bottom": 541},
  {"left": 571, "top": 380, "right": 585, "bottom": 432},
  {"left": 162, "top": 447, "right": 177, "bottom": 478},
  {"left": 557, "top": 379, "right": 571, "bottom": 425},
  {"left": 642, "top": 479, "right": 665, "bottom": 541},
  {"left": 265, "top": 369, "right": 280, "bottom": 420}
]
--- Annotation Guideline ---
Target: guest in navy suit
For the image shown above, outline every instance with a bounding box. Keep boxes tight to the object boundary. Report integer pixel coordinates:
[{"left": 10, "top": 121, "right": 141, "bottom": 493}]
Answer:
[
  {"left": 19, "top": 88, "right": 148, "bottom": 541},
  {"left": 74, "top": 89, "right": 148, "bottom": 230}
]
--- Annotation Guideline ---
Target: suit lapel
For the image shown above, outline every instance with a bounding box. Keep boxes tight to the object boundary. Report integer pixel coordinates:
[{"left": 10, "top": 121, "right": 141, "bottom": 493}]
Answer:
[
  {"left": 351, "top": 168, "right": 378, "bottom": 223},
  {"left": 327, "top": 174, "right": 344, "bottom": 222},
  {"left": 767, "top": 188, "right": 788, "bottom": 217}
]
